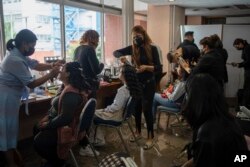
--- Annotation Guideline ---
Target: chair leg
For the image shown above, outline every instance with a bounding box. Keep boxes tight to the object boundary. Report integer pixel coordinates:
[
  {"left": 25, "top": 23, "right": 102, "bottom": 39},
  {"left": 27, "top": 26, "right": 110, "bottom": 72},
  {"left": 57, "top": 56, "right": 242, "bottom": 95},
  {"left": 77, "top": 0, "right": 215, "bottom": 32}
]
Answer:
[
  {"left": 127, "top": 120, "right": 140, "bottom": 147},
  {"left": 157, "top": 111, "right": 162, "bottom": 132},
  {"left": 70, "top": 149, "right": 79, "bottom": 167},
  {"left": 166, "top": 113, "right": 170, "bottom": 129},
  {"left": 93, "top": 126, "right": 98, "bottom": 143},
  {"left": 86, "top": 135, "right": 100, "bottom": 165},
  {"left": 116, "top": 127, "right": 130, "bottom": 155}
]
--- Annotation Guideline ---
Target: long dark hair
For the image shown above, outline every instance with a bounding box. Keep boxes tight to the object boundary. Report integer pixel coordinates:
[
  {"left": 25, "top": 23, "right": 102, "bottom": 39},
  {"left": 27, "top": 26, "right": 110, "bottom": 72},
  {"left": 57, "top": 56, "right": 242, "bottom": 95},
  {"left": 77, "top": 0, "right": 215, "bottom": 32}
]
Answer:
[
  {"left": 183, "top": 73, "right": 232, "bottom": 130},
  {"left": 65, "top": 62, "right": 91, "bottom": 92},
  {"left": 121, "top": 64, "right": 142, "bottom": 98},
  {"left": 6, "top": 29, "right": 37, "bottom": 51},
  {"left": 233, "top": 38, "right": 249, "bottom": 46},
  {"left": 131, "top": 25, "right": 153, "bottom": 67}
]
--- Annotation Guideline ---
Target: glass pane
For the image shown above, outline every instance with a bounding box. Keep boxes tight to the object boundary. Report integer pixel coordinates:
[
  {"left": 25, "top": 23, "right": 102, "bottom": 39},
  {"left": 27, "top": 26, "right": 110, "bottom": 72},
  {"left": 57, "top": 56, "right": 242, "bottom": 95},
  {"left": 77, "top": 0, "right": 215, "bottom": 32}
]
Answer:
[
  {"left": 104, "top": 0, "right": 122, "bottom": 9},
  {"left": 104, "top": 13, "right": 122, "bottom": 66},
  {"left": 64, "top": 6, "right": 101, "bottom": 62},
  {"left": 134, "top": 0, "right": 148, "bottom": 30},
  {"left": 2, "top": 0, "right": 61, "bottom": 63}
]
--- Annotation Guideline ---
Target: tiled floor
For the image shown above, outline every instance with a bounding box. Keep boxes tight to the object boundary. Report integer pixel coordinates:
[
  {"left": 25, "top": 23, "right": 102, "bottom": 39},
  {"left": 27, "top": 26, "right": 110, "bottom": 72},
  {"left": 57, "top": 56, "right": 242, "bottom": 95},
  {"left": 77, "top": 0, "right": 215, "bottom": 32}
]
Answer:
[{"left": 17, "top": 116, "right": 192, "bottom": 167}]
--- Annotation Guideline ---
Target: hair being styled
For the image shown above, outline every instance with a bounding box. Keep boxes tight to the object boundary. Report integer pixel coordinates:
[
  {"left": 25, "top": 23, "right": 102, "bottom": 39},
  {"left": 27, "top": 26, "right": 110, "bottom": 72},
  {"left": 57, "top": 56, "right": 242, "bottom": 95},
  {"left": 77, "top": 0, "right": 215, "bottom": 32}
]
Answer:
[
  {"left": 79, "top": 30, "right": 99, "bottom": 47},
  {"left": 65, "top": 62, "right": 91, "bottom": 92},
  {"left": 233, "top": 38, "right": 249, "bottom": 46},
  {"left": 6, "top": 29, "right": 37, "bottom": 51},
  {"left": 121, "top": 64, "right": 142, "bottom": 98},
  {"left": 210, "top": 34, "right": 223, "bottom": 49},
  {"left": 183, "top": 73, "right": 231, "bottom": 130},
  {"left": 199, "top": 36, "right": 215, "bottom": 49},
  {"left": 131, "top": 25, "right": 153, "bottom": 67}
]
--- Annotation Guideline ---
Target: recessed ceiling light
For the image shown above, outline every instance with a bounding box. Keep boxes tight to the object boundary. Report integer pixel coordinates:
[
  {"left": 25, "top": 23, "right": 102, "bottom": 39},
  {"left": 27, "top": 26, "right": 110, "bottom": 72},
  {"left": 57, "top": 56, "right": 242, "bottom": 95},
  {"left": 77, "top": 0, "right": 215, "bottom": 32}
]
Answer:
[{"left": 169, "top": 0, "right": 175, "bottom": 2}]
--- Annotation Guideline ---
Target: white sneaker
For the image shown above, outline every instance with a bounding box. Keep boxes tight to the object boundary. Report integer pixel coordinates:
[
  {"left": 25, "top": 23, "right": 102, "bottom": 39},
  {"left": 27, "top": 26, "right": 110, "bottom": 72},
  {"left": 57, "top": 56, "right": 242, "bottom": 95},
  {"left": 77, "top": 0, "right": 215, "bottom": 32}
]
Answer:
[{"left": 79, "top": 144, "right": 100, "bottom": 157}]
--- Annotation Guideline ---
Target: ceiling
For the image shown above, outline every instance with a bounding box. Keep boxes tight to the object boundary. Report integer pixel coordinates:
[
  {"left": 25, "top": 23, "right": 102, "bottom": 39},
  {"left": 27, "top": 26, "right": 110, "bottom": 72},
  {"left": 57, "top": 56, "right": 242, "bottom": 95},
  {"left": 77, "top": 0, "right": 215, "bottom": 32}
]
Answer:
[{"left": 138, "top": 0, "right": 250, "bottom": 16}]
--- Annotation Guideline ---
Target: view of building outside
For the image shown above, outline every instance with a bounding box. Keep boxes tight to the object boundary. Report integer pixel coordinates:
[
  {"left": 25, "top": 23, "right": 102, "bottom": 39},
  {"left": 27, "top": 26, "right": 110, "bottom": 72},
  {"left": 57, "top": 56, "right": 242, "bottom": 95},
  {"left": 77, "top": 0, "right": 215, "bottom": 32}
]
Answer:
[
  {"left": 3, "top": 0, "right": 61, "bottom": 63},
  {"left": 1, "top": 0, "right": 147, "bottom": 65},
  {"left": 64, "top": 5, "right": 101, "bottom": 62}
]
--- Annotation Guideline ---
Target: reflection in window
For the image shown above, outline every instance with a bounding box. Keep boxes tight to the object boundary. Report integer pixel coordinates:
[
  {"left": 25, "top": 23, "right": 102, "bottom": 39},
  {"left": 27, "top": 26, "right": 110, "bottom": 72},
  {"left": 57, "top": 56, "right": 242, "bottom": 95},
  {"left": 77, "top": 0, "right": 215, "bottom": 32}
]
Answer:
[
  {"left": 64, "top": 6, "right": 101, "bottom": 62},
  {"left": 2, "top": 0, "right": 61, "bottom": 63}
]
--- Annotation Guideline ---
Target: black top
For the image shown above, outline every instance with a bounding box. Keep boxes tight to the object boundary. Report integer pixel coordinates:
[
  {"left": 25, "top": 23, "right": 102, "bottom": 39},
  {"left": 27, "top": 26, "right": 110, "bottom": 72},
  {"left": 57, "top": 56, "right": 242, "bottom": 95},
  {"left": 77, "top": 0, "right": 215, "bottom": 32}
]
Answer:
[
  {"left": 215, "top": 48, "right": 228, "bottom": 83},
  {"left": 113, "top": 45, "right": 162, "bottom": 82},
  {"left": 182, "top": 45, "right": 200, "bottom": 64},
  {"left": 74, "top": 45, "right": 103, "bottom": 78},
  {"left": 177, "top": 39, "right": 199, "bottom": 50},
  {"left": 193, "top": 118, "right": 248, "bottom": 167},
  {"left": 238, "top": 44, "right": 250, "bottom": 71},
  {"left": 192, "top": 50, "right": 225, "bottom": 87},
  {"left": 45, "top": 92, "right": 82, "bottom": 129}
]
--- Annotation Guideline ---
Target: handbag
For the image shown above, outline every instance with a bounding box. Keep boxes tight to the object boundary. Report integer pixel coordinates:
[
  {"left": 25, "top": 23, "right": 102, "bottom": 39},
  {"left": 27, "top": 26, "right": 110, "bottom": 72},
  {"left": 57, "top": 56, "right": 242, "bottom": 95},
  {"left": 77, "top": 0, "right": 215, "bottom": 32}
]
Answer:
[{"left": 59, "top": 126, "right": 76, "bottom": 144}]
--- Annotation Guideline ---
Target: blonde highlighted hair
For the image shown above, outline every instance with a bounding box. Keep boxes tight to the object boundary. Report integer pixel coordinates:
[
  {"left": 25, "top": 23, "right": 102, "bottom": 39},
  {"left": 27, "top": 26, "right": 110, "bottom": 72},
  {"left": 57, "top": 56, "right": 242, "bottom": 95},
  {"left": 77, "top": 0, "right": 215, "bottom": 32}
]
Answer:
[{"left": 80, "top": 30, "right": 99, "bottom": 47}]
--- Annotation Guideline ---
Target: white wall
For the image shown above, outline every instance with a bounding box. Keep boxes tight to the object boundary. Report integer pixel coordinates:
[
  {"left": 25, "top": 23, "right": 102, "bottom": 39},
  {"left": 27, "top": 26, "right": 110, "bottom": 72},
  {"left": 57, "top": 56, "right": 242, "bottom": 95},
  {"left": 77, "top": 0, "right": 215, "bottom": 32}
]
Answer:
[
  {"left": 181, "top": 24, "right": 250, "bottom": 97},
  {"left": 222, "top": 25, "right": 250, "bottom": 97}
]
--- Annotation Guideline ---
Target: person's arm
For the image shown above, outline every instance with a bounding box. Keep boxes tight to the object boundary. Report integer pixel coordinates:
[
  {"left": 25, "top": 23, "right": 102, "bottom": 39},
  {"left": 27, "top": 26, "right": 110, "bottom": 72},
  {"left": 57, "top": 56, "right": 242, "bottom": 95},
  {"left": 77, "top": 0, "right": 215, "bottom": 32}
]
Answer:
[
  {"left": 137, "top": 46, "right": 163, "bottom": 73},
  {"left": 42, "top": 92, "right": 82, "bottom": 129},
  {"left": 168, "top": 82, "right": 185, "bottom": 101},
  {"left": 86, "top": 47, "right": 104, "bottom": 75},
  {"left": 26, "top": 56, "right": 64, "bottom": 71},
  {"left": 238, "top": 45, "right": 250, "bottom": 68},
  {"left": 27, "top": 66, "right": 60, "bottom": 89},
  {"left": 105, "top": 86, "right": 129, "bottom": 113},
  {"left": 151, "top": 45, "right": 163, "bottom": 73},
  {"left": 33, "top": 60, "right": 65, "bottom": 71},
  {"left": 113, "top": 46, "right": 133, "bottom": 58}
]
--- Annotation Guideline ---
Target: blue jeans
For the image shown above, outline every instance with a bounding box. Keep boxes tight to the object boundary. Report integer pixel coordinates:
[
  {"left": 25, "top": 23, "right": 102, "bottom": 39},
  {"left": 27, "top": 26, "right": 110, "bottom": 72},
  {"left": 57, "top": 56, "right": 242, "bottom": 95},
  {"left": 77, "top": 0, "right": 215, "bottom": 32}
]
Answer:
[{"left": 152, "top": 93, "right": 180, "bottom": 122}]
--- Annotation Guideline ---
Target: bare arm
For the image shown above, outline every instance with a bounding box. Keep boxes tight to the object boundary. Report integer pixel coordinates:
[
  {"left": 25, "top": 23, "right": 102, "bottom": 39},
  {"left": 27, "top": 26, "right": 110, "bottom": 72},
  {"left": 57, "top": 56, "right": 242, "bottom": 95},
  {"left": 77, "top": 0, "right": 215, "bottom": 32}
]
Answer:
[
  {"left": 33, "top": 60, "right": 65, "bottom": 71},
  {"left": 27, "top": 66, "right": 60, "bottom": 89}
]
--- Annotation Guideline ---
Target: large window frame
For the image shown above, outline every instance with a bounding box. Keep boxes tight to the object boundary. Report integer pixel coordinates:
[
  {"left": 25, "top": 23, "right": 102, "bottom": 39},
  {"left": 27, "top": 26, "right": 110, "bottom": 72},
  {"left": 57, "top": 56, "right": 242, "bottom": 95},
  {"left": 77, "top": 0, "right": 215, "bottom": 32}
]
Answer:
[
  {"left": 42, "top": 0, "right": 122, "bottom": 63},
  {"left": 0, "top": 0, "right": 122, "bottom": 63}
]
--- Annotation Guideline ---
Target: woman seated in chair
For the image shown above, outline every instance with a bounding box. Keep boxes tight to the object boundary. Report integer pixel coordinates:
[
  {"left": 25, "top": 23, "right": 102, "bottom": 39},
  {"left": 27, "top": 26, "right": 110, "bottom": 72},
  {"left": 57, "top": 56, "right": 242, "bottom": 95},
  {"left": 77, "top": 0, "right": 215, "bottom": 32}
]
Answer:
[
  {"left": 87, "top": 64, "right": 142, "bottom": 147},
  {"left": 181, "top": 73, "right": 248, "bottom": 167},
  {"left": 33, "top": 62, "right": 91, "bottom": 167},
  {"left": 152, "top": 65, "right": 189, "bottom": 124}
]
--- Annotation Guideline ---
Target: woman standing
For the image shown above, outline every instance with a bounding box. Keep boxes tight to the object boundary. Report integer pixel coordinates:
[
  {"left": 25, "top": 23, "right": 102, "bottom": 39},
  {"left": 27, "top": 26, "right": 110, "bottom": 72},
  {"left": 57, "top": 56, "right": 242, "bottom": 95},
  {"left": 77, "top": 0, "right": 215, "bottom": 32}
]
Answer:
[
  {"left": 74, "top": 30, "right": 104, "bottom": 156},
  {"left": 73, "top": 30, "right": 104, "bottom": 98},
  {"left": 0, "top": 29, "right": 60, "bottom": 167},
  {"left": 113, "top": 25, "right": 162, "bottom": 149}
]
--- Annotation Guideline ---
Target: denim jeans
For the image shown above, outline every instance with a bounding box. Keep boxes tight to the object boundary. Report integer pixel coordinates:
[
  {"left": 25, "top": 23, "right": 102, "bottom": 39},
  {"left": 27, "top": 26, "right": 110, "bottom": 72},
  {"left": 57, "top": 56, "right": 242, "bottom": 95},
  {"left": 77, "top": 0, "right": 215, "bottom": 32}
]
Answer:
[{"left": 152, "top": 93, "right": 180, "bottom": 122}]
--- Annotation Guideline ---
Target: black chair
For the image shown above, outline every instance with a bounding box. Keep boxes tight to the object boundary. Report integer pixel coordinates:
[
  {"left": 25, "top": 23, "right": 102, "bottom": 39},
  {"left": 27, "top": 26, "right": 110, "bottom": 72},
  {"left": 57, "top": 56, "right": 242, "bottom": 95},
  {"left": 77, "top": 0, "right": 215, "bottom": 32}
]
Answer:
[
  {"left": 70, "top": 98, "right": 99, "bottom": 167},
  {"left": 93, "top": 97, "right": 139, "bottom": 155}
]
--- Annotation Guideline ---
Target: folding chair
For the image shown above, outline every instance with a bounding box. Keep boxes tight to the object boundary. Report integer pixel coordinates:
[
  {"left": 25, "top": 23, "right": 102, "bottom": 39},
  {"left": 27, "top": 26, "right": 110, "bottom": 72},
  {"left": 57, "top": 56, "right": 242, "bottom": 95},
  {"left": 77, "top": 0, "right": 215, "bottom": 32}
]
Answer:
[
  {"left": 93, "top": 97, "right": 139, "bottom": 155},
  {"left": 157, "top": 106, "right": 182, "bottom": 130},
  {"left": 70, "top": 98, "right": 100, "bottom": 167},
  {"left": 156, "top": 94, "right": 186, "bottom": 131}
]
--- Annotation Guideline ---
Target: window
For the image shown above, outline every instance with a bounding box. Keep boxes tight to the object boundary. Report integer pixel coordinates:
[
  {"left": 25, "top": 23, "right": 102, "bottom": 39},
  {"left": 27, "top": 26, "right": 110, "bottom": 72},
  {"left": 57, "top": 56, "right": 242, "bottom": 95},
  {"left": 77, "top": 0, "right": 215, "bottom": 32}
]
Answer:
[
  {"left": 104, "top": 13, "right": 122, "bottom": 65},
  {"left": 36, "top": 15, "right": 50, "bottom": 24},
  {"left": 64, "top": 6, "right": 101, "bottom": 62},
  {"left": 2, "top": 0, "right": 61, "bottom": 63}
]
